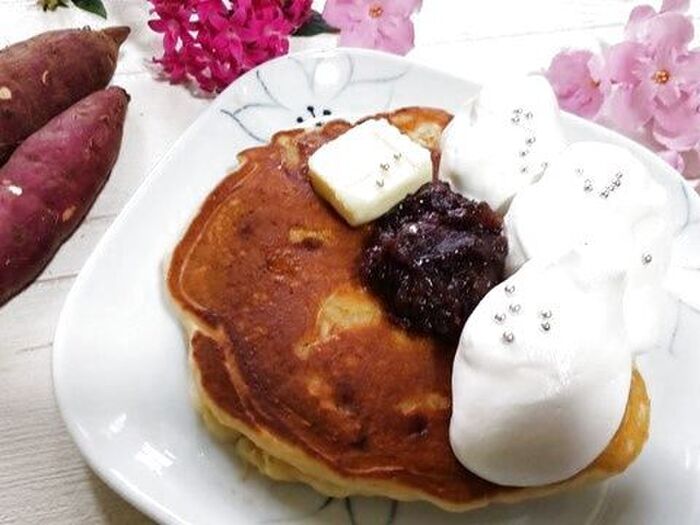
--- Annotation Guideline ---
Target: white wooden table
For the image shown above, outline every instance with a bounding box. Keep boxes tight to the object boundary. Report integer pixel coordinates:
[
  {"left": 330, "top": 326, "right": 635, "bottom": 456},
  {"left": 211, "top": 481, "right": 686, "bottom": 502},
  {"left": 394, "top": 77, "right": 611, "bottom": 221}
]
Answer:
[{"left": 0, "top": 1, "right": 696, "bottom": 522}]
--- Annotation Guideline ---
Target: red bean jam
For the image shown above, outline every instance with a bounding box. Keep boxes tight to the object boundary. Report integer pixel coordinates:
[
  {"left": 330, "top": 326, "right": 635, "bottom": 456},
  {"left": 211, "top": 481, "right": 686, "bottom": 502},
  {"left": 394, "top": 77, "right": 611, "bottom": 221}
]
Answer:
[{"left": 359, "top": 182, "right": 507, "bottom": 343}]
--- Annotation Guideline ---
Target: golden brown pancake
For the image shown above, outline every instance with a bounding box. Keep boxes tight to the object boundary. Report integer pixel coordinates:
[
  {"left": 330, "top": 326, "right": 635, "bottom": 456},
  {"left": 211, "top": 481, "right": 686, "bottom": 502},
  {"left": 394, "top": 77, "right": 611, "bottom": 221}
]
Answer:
[{"left": 167, "top": 107, "right": 650, "bottom": 511}]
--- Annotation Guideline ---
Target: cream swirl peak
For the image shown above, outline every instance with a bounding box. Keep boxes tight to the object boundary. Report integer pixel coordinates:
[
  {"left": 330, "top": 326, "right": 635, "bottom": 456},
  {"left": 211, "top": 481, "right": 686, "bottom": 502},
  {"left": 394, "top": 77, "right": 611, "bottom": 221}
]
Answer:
[
  {"left": 450, "top": 248, "right": 633, "bottom": 486},
  {"left": 438, "top": 76, "right": 567, "bottom": 213}
]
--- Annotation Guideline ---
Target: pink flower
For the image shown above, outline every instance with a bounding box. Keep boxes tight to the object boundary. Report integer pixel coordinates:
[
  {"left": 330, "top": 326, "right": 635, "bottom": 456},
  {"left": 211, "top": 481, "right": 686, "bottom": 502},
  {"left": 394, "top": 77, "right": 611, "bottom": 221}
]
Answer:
[
  {"left": 543, "top": 1, "right": 700, "bottom": 186},
  {"left": 545, "top": 50, "right": 606, "bottom": 118},
  {"left": 603, "top": 5, "right": 700, "bottom": 146},
  {"left": 322, "top": 0, "right": 422, "bottom": 55},
  {"left": 148, "top": 0, "right": 309, "bottom": 93}
]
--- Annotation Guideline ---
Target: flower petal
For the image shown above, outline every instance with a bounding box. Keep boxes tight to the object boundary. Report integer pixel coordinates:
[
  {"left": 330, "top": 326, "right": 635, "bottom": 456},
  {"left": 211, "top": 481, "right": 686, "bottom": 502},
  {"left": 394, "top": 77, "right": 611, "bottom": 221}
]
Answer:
[
  {"left": 656, "top": 81, "right": 682, "bottom": 106},
  {"left": 383, "top": 0, "right": 422, "bottom": 17},
  {"left": 338, "top": 19, "right": 381, "bottom": 49},
  {"left": 661, "top": 0, "right": 689, "bottom": 13},
  {"left": 604, "top": 41, "right": 648, "bottom": 84},
  {"left": 657, "top": 148, "right": 686, "bottom": 172},
  {"left": 562, "top": 85, "right": 604, "bottom": 118},
  {"left": 625, "top": 5, "right": 656, "bottom": 41},
  {"left": 653, "top": 93, "right": 700, "bottom": 132},
  {"left": 282, "top": 0, "right": 312, "bottom": 29},
  {"left": 545, "top": 50, "right": 604, "bottom": 118},
  {"left": 679, "top": 150, "right": 700, "bottom": 184},
  {"left": 547, "top": 49, "right": 594, "bottom": 86},
  {"left": 653, "top": 94, "right": 700, "bottom": 150},
  {"left": 674, "top": 50, "right": 700, "bottom": 87},
  {"left": 647, "top": 12, "right": 694, "bottom": 52},
  {"left": 376, "top": 14, "right": 415, "bottom": 55},
  {"left": 587, "top": 53, "right": 606, "bottom": 85},
  {"left": 322, "top": 0, "right": 365, "bottom": 28},
  {"left": 607, "top": 83, "right": 655, "bottom": 131},
  {"left": 653, "top": 125, "right": 700, "bottom": 151}
]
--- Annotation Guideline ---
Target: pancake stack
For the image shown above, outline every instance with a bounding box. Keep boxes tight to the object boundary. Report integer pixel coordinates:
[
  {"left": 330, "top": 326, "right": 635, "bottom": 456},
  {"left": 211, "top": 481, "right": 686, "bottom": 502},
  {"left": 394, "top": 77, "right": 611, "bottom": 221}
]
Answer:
[{"left": 166, "top": 108, "right": 649, "bottom": 511}]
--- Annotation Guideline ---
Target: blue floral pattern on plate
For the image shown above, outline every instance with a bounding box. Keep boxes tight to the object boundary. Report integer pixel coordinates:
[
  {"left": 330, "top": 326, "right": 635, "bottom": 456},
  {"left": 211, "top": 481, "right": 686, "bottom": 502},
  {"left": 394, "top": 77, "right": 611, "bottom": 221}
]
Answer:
[{"left": 220, "top": 52, "right": 409, "bottom": 143}]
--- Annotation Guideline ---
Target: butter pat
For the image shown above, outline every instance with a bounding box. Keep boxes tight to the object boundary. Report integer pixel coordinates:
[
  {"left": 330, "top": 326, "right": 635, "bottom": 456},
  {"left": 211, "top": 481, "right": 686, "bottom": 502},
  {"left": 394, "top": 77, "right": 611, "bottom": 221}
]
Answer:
[{"left": 308, "top": 119, "right": 432, "bottom": 226}]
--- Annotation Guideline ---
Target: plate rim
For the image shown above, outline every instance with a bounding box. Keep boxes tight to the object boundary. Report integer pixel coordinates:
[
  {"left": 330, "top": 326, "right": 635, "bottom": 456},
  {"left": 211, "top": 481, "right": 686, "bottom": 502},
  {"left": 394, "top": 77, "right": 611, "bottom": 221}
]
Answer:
[{"left": 52, "top": 46, "right": 700, "bottom": 525}]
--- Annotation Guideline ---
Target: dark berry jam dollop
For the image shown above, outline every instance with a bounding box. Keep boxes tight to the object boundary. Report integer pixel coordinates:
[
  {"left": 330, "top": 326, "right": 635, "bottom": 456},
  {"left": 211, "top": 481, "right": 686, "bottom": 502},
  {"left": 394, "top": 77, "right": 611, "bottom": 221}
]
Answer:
[{"left": 359, "top": 182, "right": 507, "bottom": 343}]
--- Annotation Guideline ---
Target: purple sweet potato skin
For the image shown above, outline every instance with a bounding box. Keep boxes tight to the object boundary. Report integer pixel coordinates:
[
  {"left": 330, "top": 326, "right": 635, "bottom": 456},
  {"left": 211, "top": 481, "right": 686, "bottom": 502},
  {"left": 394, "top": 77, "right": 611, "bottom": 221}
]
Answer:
[
  {"left": 0, "top": 86, "right": 129, "bottom": 305},
  {"left": 0, "top": 26, "right": 130, "bottom": 165}
]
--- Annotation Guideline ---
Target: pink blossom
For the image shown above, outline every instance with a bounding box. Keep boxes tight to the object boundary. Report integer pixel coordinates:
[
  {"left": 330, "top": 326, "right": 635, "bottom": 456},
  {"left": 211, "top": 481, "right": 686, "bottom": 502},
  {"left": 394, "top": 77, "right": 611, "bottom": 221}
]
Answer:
[
  {"left": 148, "top": 0, "right": 309, "bottom": 93},
  {"left": 603, "top": 6, "right": 700, "bottom": 145},
  {"left": 543, "top": 1, "right": 700, "bottom": 186},
  {"left": 545, "top": 50, "right": 606, "bottom": 118},
  {"left": 322, "top": 0, "right": 422, "bottom": 56}
]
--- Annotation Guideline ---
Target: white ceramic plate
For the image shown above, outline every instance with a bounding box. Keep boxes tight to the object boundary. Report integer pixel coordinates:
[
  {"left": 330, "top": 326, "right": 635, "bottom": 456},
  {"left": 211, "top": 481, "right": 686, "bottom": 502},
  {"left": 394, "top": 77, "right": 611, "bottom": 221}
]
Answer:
[{"left": 54, "top": 49, "right": 700, "bottom": 525}]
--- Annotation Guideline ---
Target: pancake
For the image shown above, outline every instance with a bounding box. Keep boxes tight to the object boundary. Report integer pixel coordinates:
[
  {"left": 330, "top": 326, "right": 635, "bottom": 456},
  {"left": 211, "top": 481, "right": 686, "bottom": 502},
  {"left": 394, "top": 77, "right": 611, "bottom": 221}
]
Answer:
[{"left": 167, "top": 107, "right": 650, "bottom": 511}]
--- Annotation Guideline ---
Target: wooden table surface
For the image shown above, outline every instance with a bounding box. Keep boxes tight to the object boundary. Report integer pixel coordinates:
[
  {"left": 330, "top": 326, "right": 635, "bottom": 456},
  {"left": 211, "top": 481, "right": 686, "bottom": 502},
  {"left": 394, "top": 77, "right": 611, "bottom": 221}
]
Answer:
[{"left": 1, "top": 1, "right": 697, "bottom": 523}]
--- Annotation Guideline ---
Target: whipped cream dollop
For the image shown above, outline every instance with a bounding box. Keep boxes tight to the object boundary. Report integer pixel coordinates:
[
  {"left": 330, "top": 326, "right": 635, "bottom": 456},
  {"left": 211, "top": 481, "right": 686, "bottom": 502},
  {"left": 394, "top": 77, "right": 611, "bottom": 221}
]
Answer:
[
  {"left": 505, "top": 141, "right": 668, "bottom": 274},
  {"left": 439, "top": 76, "right": 567, "bottom": 213},
  {"left": 450, "top": 248, "right": 633, "bottom": 487},
  {"left": 505, "top": 141, "right": 674, "bottom": 352}
]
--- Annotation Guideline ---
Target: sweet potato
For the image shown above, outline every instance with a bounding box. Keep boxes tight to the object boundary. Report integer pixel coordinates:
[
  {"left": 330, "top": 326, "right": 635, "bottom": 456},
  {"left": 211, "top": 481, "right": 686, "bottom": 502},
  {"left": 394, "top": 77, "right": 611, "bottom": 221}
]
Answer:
[
  {"left": 0, "top": 26, "right": 130, "bottom": 165},
  {"left": 0, "top": 86, "right": 129, "bottom": 305}
]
